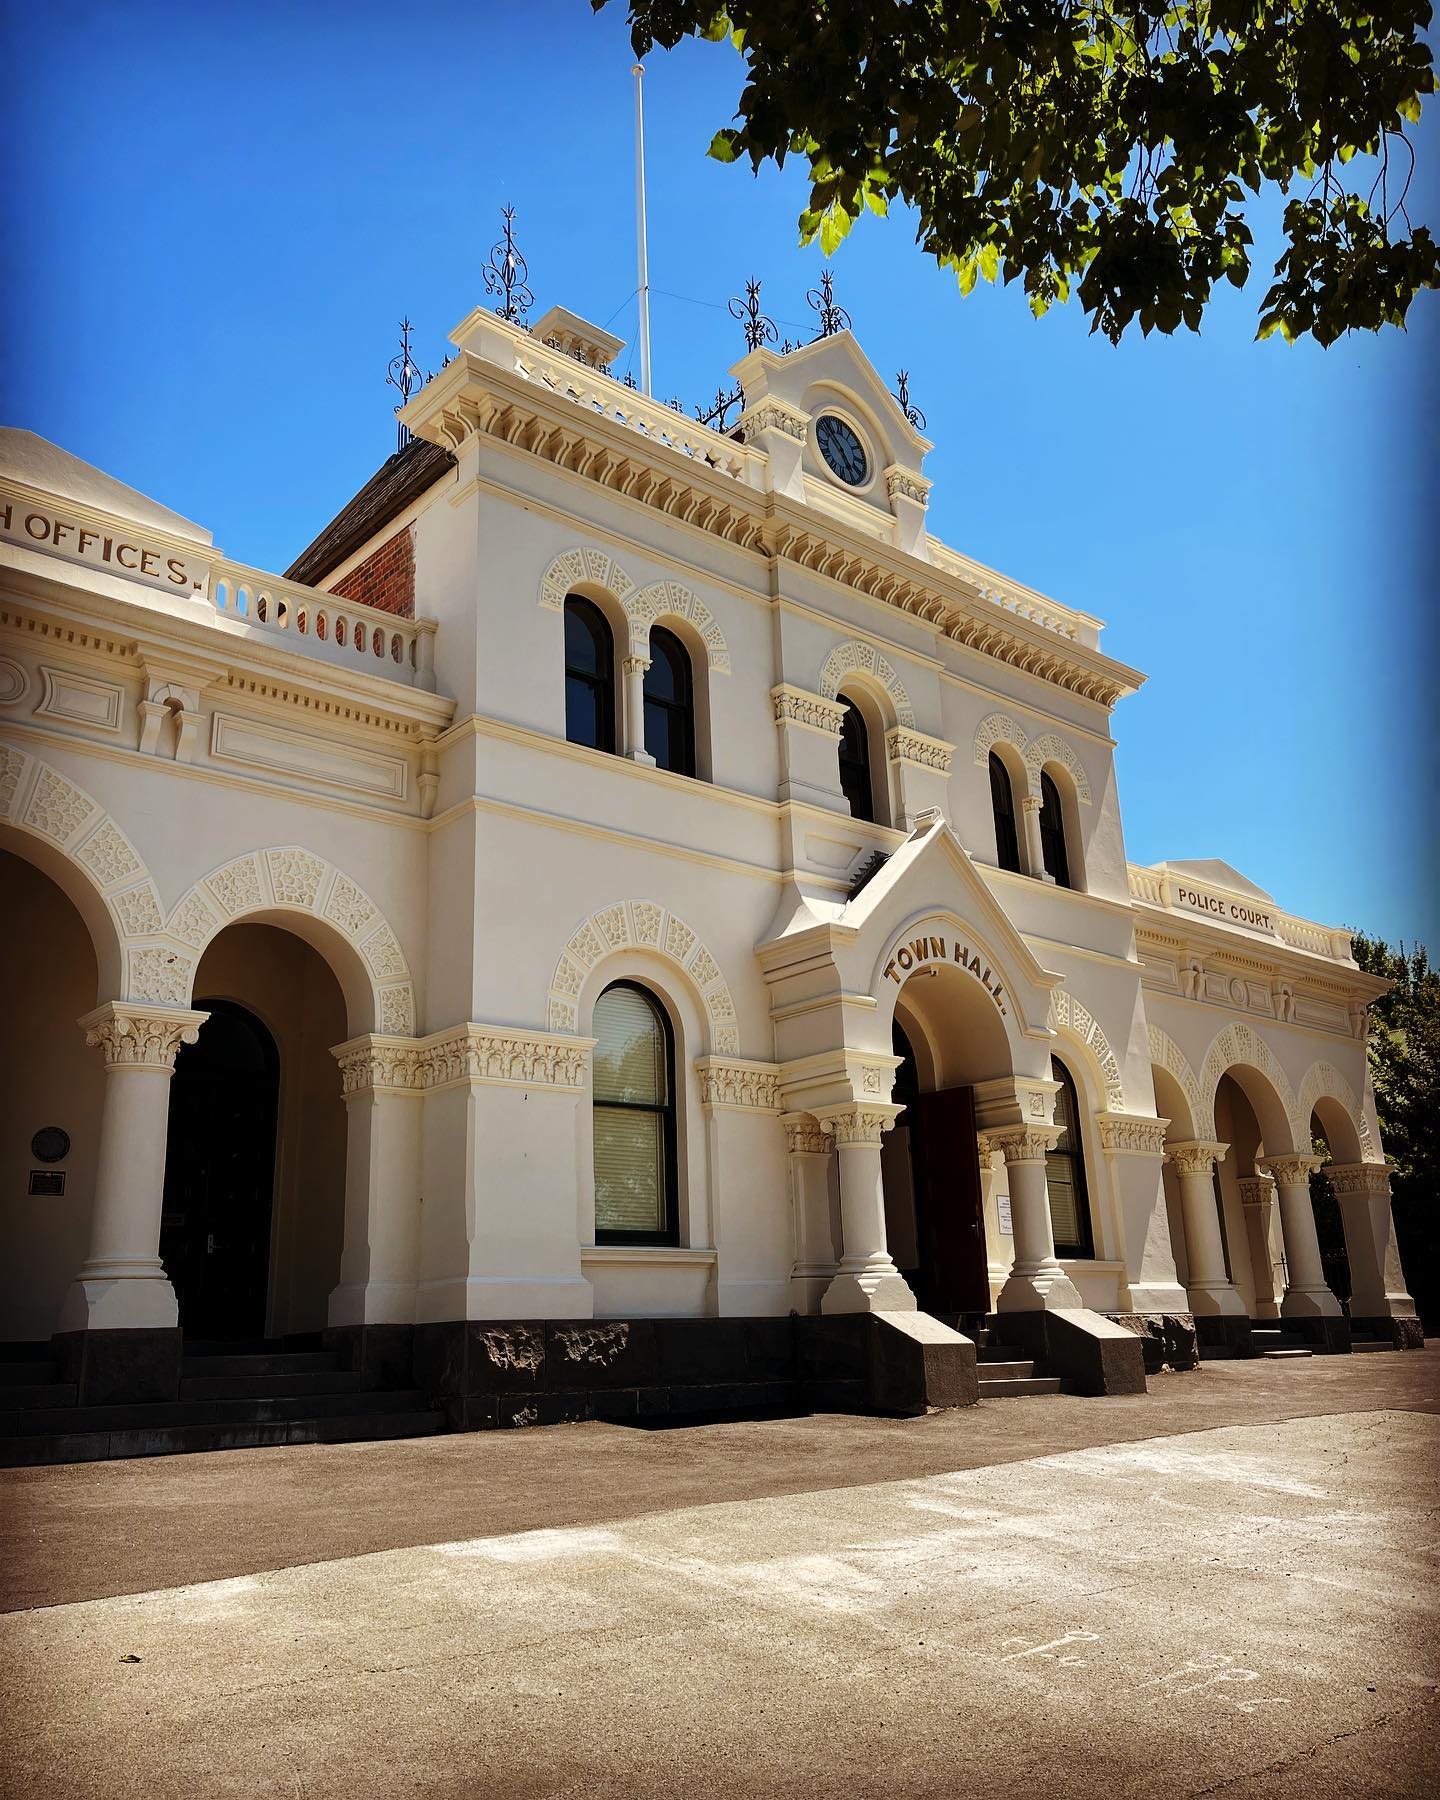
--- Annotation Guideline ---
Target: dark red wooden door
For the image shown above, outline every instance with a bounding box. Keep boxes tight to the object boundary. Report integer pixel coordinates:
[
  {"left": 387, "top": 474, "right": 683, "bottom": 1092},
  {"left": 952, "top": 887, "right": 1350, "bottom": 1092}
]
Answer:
[{"left": 909, "top": 1086, "right": 989, "bottom": 1316}]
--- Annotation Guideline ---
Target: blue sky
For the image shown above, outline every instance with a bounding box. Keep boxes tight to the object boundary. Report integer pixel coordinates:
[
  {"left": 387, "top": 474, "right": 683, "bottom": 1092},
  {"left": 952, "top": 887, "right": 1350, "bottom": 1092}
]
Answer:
[{"left": 4, "top": 0, "right": 1436, "bottom": 945}]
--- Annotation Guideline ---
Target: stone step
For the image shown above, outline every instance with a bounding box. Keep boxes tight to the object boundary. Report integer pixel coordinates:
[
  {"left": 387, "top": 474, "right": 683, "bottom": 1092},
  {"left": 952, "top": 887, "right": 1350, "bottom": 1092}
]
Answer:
[
  {"left": 976, "top": 1376, "right": 1063, "bottom": 1398},
  {"left": 1349, "top": 1339, "right": 1392, "bottom": 1353},
  {"left": 1198, "top": 1347, "right": 1238, "bottom": 1361},
  {"left": 6, "top": 1383, "right": 80, "bottom": 1410},
  {"left": 180, "top": 1370, "right": 364, "bottom": 1401},
  {"left": 180, "top": 1351, "right": 343, "bottom": 1379},
  {"left": 976, "top": 1360, "right": 1036, "bottom": 1381},
  {"left": 0, "top": 1409, "right": 445, "bottom": 1469},
  {"left": 1261, "top": 1347, "right": 1313, "bottom": 1359},
  {"left": 0, "top": 1388, "right": 430, "bottom": 1438},
  {"left": 0, "top": 1361, "right": 60, "bottom": 1388}
]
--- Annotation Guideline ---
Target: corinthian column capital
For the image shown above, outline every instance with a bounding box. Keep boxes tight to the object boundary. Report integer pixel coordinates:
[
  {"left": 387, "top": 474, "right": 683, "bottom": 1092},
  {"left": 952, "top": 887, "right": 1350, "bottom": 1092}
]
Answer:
[
  {"left": 1324, "top": 1161, "right": 1393, "bottom": 1199},
  {"left": 1164, "top": 1139, "right": 1229, "bottom": 1178},
  {"left": 1257, "top": 1154, "right": 1324, "bottom": 1187},
  {"left": 818, "top": 1103, "right": 900, "bottom": 1146},
  {"left": 979, "top": 1124, "right": 1061, "bottom": 1164},
  {"left": 78, "top": 1002, "right": 209, "bottom": 1071}
]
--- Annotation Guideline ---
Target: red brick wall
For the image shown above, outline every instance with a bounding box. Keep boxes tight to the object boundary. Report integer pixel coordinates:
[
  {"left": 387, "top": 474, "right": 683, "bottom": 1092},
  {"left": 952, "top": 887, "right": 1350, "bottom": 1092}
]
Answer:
[{"left": 329, "top": 526, "right": 415, "bottom": 619}]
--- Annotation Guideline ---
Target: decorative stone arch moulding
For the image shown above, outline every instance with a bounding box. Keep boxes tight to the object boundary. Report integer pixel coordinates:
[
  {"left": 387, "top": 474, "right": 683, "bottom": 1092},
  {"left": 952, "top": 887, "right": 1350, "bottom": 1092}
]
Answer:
[
  {"left": 2, "top": 746, "right": 154, "bottom": 992},
  {"left": 818, "top": 640, "right": 915, "bottom": 727},
  {"left": 972, "top": 714, "right": 1090, "bottom": 803},
  {"left": 168, "top": 848, "right": 417, "bottom": 1035},
  {"left": 1198, "top": 1020, "right": 1301, "bottom": 1152},
  {"left": 1049, "top": 988, "right": 1124, "bottom": 1108},
  {"left": 1146, "top": 1023, "right": 1208, "bottom": 1138},
  {"left": 629, "top": 580, "right": 731, "bottom": 675},
  {"left": 1296, "top": 1060, "right": 1376, "bottom": 1161},
  {"left": 547, "top": 900, "right": 739, "bottom": 1054},
  {"left": 538, "top": 548, "right": 731, "bottom": 674}
]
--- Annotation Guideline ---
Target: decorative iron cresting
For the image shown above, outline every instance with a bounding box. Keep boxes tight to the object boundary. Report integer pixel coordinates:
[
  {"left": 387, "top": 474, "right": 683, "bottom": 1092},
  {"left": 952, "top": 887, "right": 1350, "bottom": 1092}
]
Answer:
[
  {"left": 807, "top": 268, "right": 852, "bottom": 338},
  {"left": 894, "top": 370, "right": 926, "bottom": 431},
  {"left": 483, "top": 205, "right": 534, "bottom": 324},
  {"left": 694, "top": 385, "right": 744, "bottom": 432},
  {"left": 729, "top": 278, "right": 778, "bottom": 353},
  {"left": 386, "top": 318, "right": 428, "bottom": 451}
]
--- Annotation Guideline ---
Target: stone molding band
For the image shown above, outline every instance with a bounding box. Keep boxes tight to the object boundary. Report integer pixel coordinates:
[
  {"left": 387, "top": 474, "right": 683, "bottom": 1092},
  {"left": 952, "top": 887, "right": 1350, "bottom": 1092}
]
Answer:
[
  {"left": 818, "top": 1103, "right": 901, "bottom": 1146},
  {"left": 1325, "top": 1161, "right": 1393, "bottom": 1198},
  {"left": 771, "top": 684, "right": 846, "bottom": 736},
  {"left": 696, "top": 1057, "right": 781, "bottom": 1112},
  {"left": 1236, "top": 1176, "right": 1276, "bottom": 1209},
  {"left": 334, "top": 1026, "right": 597, "bottom": 1096},
  {"left": 1095, "top": 1113, "right": 1171, "bottom": 1156},
  {"left": 1256, "top": 1154, "right": 1324, "bottom": 1186},
  {"left": 978, "top": 1124, "right": 1062, "bottom": 1163},
  {"left": 79, "top": 1002, "right": 209, "bottom": 1070}
]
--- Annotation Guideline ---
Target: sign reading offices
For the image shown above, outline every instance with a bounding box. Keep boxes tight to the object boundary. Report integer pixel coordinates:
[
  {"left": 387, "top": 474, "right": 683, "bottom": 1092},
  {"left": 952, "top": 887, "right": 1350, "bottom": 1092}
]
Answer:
[
  {"left": 882, "top": 932, "right": 1008, "bottom": 1016},
  {"left": 1, "top": 494, "right": 208, "bottom": 595}
]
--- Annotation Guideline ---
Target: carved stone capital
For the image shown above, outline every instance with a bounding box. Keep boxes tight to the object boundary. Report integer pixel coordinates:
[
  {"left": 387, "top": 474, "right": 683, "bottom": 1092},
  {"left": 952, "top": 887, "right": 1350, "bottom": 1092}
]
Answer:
[
  {"left": 884, "top": 727, "right": 953, "bottom": 772},
  {"left": 783, "top": 1114, "right": 831, "bottom": 1156},
  {"left": 819, "top": 1103, "right": 900, "bottom": 1146},
  {"left": 423, "top": 1024, "right": 594, "bottom": 1091},
  {"left": 883, "top": 465, "right": 931, "bottom": 506},
  {"left": 1322, "top": 1161, "right": 1393, "bottom": 1199},
  {"left": 980, "top": 1124, "right": 1061, "bottom": 1164},
  {"left": 738, "top": 398, "right": 810, "bottom": 443},
  {"left": 771, "top": 683, "right": 845, "bottom": 736},
  {"left": 79, "top": 1001, "right": 209, "bottom": 1070},
  {"left": 1237, "top": 1176, "right": 1276, "bottom": 1210},
  {"left": 622, "top": 654, "right": 652, "bottom": 677},
  {"left": 332, "top": 1035, "right": 428, "bottom": 1096},
  {"left": 1256, "top": 1154, "right": 1324, "bottom": 1188},
  {"left": 1096, "top": 1113, "right": 1171, "bottom": 1156},
  {"left": 1020, "top": 793, "right": 1045, "bottom": 815},
  {"left": 696, "top": 1056, "right": 781, "bottom": 1112},
  {"left": 1164, "top": 1139, "right": 1229, "bottom": 1178}
]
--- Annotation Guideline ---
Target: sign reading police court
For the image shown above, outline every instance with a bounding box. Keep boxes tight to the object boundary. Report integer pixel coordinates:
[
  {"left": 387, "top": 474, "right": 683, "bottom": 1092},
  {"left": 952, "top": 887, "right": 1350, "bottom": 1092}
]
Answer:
[
  {"left": 1171, "top": 883, "right": 1274, "bottom": 934},
  {"left": 882, "top": 933, "right": 1008, "bottom": 1015},
  {"left": 1, "top": 493, "right": 208, "bottom": 595}
]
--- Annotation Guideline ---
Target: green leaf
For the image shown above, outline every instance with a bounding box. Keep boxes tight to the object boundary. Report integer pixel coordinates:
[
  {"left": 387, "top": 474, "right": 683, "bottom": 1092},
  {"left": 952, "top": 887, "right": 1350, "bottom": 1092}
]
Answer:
[{"left": 708, "top": 129, "right": 740, "bottom": 165}]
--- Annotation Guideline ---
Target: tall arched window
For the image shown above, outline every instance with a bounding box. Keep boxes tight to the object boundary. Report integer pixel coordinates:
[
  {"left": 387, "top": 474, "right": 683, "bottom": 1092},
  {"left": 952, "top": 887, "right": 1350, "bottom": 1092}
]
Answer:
[
  {"left": 1038, "top": 770, "right": 1072, "bottom": 888},
  {"left": 643, "top": 626, "right": 696, "bottom": 777},
  {"left": 989, "top": 752, "right": 1021, "bottom": 873},
  {"left": 592, "top": 981, "right": 679, "bottom": 1244},
  {"left": 564, "top": 595, "right": 616, "bottom": 753},
  {"left": 1045, "top": 1057, "right": 1093, "bottom": 1258},
  {"left": 837, "top": 697, "right": 875, "bottom": 822}
]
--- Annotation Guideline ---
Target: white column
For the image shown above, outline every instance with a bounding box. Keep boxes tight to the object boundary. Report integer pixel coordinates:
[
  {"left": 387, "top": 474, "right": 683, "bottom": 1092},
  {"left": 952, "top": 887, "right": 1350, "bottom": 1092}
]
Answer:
[
  {"left": 1326, "top": 1162, "right": 1416, "bottom": 1321},
  {"left": 623, "top": 652, "right": 655, "bottom": 764},
  {"left": 976, "top": 1138, "right": 1009, "bottom": 1308},
  {"left": 785, "top": 1114, "right": 839, "bottom": 1316},
  {"left": 819, "top": 1104, "right": 916, "bottom": 1314},
  {"left": 1019, "top": 792, "right": 1048, "bottom": 879},
  {"left": 1258, "top": 1155, "right": 1342, "bottom": 1319},
  {"left": 1237, "top": 1177, "right": 1282, "bottom": 1317},
  {"left": 328, "top": 1037, "right": 426, "bottom": 1327},
  {"left": 58, "top": 1002, "right": 209, "bottom": 1332},
  {"left": 1165, "top": 1141, "right": 1246, "bottom": 1316},
  {"left": 989, "top": 1126, "right": 1083, "bottom": 1311}
]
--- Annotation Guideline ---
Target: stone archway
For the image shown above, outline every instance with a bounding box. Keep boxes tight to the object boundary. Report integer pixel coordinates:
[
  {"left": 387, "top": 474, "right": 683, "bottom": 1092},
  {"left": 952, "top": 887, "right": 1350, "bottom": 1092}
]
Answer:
[{"left": 548, "top": 900, "right": 738, "bottom": 1052}]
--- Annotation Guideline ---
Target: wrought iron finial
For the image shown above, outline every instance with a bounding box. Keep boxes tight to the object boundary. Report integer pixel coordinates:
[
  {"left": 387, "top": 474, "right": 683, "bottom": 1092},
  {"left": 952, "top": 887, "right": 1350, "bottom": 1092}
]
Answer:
[
  {"left": 894, "top": 370, "right": 926, "bottom": 431},
  {"left": 483, "top": 205, "right": 534, "bottom": 324},
  {"left": 386, "top": 318, "right": 427, "bottom": 451},
  {"left": 694, "top": 384, "right": 744, "bottom": 432},
  {"left": 806, "top": 268, "right": 851, "bottom": 338},
  {"left": 728, "top": 278, "right": 777, "bottom": 353},
  {"left": 622, "top": 371, "right": 638, "bottom": 389}
]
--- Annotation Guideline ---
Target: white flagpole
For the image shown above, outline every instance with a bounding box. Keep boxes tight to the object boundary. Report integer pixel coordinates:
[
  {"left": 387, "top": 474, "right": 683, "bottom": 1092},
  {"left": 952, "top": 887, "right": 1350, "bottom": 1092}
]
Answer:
[{"left": 633, "top": 62, "right": 653, "bottom": 396}]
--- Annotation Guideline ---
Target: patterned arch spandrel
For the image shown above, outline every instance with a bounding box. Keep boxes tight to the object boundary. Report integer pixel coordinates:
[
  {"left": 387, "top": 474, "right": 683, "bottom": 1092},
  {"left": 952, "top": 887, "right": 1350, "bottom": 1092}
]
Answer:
[
  {"left": 539, "top": 548, "right": 731, "bottom": 674},
  {"left": 1198, "top": 1020, "right": 1302, "bottom": 1152},
  {"left": 548, "top": 901, "right": 739, "bottom": 1054},
  {"left": 539, "top": 546, "right": 637, "bottom": 612},
  {"left": 1296, "top": 1060, "right": 1375, "bottom": 1161},
  {"left": 1024, "top": 733, "right": 1092, "bottom": 804},
  {"left": 1050, "top": 988, "right": 1124, "bottom": 1107},
  {"left": 972, "top": 712, "right": 1029, "bottom": 766},
  {"left": 818, "top": 640, "right": 914, "bottom": 726},
  {"left": 1146, "top": 1022, "right": 1209, "bottom": 1138}
]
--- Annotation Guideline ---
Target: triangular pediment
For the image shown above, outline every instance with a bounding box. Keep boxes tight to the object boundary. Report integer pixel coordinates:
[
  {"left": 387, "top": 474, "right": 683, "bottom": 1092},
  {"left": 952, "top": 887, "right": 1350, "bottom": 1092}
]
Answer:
[
  {"left": 1153, "top": 859, "right": 1275, "bottom": 903},
  {"left": 0, "top": 428, "right": 212, "bottom": 544}
]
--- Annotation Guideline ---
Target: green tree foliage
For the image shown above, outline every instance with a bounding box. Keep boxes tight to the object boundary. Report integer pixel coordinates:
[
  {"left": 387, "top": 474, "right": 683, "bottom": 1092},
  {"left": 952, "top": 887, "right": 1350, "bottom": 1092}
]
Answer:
[
  {"left": 1351, "top": 933, "right": 1438, "bottom": 1325},
  {"left": 596, "top": 1, "right": 1438, "bottom": 344}
]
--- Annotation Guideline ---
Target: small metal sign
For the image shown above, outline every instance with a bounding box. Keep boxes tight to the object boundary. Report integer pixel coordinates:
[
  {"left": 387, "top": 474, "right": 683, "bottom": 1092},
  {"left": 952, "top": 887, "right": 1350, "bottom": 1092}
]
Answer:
[
  {"left": 28, "top": 1170, "right": 66, "bottom": 1197},
  {"left": 996, "top": 1193, "right": 1013, "bottom": 1237}
]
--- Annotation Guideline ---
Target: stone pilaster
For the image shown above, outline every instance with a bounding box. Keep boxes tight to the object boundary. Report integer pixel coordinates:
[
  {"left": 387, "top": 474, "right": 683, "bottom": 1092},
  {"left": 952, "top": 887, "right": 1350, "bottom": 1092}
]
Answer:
[{"left": 1326, "top": 1161, "right": 1417, "bottom": 1322}]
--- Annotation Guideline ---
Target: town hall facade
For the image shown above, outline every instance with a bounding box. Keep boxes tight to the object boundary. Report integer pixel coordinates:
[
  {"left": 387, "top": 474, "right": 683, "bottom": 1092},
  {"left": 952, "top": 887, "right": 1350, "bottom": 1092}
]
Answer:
[{"left": 0, "top": 293, "right": 1419, "bottom": 1452}]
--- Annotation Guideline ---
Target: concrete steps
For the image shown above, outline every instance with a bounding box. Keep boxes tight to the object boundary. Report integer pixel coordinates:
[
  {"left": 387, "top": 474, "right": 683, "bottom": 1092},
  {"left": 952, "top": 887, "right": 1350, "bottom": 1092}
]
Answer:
[
  {"left": 0, "top": 1343, "right": 445, "bottom": 1467},
  {"left": 973, "top": 1333, "right": 1063, "bottom": 1399}
]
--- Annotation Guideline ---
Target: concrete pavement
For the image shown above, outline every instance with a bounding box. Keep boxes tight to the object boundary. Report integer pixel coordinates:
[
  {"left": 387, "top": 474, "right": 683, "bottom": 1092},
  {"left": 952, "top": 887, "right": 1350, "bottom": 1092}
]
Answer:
[{"left": 1, "top": 1349, "right": 1437, "bottom": 1797}]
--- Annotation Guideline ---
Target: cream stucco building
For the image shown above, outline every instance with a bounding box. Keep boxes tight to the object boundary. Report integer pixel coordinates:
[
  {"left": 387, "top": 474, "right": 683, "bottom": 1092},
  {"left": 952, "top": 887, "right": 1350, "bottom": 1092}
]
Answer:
[{"left": 0, "top": 298, "right": 1420, "bottom": 1451}]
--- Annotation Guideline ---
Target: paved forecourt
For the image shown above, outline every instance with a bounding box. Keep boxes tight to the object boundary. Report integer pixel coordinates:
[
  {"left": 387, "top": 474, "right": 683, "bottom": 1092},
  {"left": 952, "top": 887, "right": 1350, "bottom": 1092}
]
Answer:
[{"left": 1, "top": 1351, "right": 1437, "bottom": 1798}]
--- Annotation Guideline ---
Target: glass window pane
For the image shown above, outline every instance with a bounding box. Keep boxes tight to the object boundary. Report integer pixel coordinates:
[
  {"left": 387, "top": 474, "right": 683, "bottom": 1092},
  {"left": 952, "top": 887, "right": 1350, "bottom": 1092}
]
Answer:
[
  {"left": 566, "top": 674, "right": 600, "bottom": 749},
  {"left": 594, "top": 1106, "right": 665, "bottom": 1235},
  {"left": 593, "top": 986, "right": 666, "bottom": 1103},
  {"left": 644, "top": 698, "right": 672, "bottom": 770},
  {"left": 1046, "top": 1153, "right": 1083, "bottom": 1249}
]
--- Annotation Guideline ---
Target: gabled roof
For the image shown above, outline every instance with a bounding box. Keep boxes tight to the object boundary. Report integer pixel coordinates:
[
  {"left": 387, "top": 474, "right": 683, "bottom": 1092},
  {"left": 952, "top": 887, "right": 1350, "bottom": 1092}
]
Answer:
[
  {"left": 286, "top": 435, "right": 455, "bottom": 587},
  {"left": 0, "top": 427, "right": 211, "bottom": 544}
]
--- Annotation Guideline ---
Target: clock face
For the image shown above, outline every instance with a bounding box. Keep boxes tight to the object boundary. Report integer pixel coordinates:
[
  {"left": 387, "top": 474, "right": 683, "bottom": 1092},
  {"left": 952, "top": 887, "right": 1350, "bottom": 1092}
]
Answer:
[{"left": 815, "top": 414, "right": 869, "bottom": 486}]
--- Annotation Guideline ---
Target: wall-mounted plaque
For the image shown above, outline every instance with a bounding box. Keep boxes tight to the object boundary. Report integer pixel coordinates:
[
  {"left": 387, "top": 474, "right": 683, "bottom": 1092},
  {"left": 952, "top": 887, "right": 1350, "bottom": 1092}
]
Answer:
[
  {"left": 31, "top": 1127, "right": 71, "bottom": 1164},
  {"left": 996, "top": 1193, "right": 1013, "bottom": 1237},
  {"left": 28, "top": 1170, "right": 66, "bottom": 1197}
]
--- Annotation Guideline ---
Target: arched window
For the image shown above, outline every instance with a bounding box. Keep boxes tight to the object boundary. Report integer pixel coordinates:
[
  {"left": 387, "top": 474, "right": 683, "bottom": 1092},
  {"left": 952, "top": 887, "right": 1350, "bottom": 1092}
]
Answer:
[
  {"left": 1045, "top": 1058, "right": 1093, "bottom": 1258},
  {"left": 564, "top": 595, "right": 616, "bottom": 753},
  {"left": 643, "top": 626, "right": 696, "bottom": 777},
  {"left": 989, "top": 752, "right": 1021, "bottom": 873},
  {"left": 837, "top": 697, "right": 875, "bottom": 822},
  {"left": 1039, "top": 770, "right": 1071, "bottom": 888},
  {"left": 592, "top": 981, "right": 678, "bottom": 1244}
]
